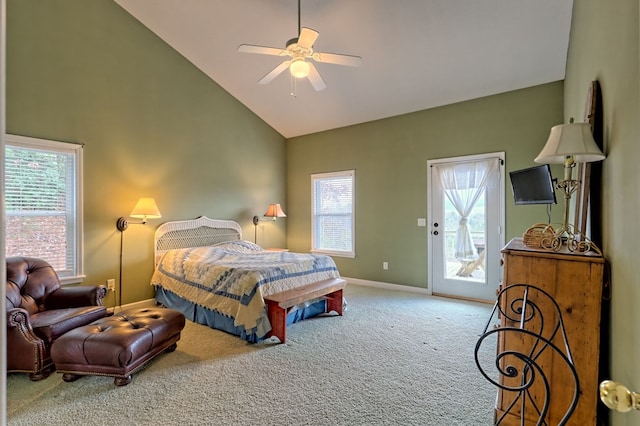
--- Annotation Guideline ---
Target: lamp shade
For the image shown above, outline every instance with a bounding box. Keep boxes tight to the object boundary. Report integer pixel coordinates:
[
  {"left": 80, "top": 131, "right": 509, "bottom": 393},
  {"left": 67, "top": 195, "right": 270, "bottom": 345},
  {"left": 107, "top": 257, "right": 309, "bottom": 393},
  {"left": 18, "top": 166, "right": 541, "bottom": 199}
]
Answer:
[
  {"left": 264, "top": 203, "right": 286, "bottom": 218},
  {"left": 130, "top": 198, "right": 162, "bottom": 219},
  {"left": 534, "top": 123, "right": 605, "bottom": 164}
]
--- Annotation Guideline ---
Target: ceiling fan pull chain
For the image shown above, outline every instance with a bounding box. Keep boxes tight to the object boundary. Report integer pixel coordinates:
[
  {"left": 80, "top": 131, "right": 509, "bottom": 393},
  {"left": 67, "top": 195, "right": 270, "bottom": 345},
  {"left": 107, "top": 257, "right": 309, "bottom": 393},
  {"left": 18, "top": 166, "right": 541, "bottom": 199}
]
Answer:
[{"left": 290, "top": 73, "right": 297, "bottom": 97}]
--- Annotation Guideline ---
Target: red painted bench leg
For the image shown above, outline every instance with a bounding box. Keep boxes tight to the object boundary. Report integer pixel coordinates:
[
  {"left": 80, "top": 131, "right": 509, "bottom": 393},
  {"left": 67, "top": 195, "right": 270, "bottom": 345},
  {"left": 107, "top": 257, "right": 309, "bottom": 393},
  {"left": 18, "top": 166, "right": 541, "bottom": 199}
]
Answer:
[
  {"left": 326, "top": 289, "right": 344, "bottom": 315},
  {"left": 266, "top": 301, "right": 288, "bottom": 343}
]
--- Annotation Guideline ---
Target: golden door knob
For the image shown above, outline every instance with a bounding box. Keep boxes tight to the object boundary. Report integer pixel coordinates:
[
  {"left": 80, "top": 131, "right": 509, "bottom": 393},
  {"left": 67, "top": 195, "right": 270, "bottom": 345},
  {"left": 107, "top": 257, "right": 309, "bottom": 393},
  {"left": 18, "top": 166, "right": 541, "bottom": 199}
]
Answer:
[{"left": 600, "top": 380, "right": 640, "bottom": 412}]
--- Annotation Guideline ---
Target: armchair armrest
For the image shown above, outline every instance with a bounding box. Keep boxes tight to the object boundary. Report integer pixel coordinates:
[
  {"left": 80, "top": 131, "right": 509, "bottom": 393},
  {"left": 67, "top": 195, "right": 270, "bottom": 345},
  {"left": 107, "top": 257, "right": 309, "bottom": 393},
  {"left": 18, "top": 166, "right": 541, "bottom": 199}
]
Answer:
[
  {"left": 45, "top": 285, "right": 108, "bottom": 309},
  {"left": 6, "top": 307, "right": 51, "bottom": 376},
  {"left": 7, "top": 307, "right": 42, "bottom": 346},
  {"left": 7, "top": 307, "right": 33, "bottom": 330}
]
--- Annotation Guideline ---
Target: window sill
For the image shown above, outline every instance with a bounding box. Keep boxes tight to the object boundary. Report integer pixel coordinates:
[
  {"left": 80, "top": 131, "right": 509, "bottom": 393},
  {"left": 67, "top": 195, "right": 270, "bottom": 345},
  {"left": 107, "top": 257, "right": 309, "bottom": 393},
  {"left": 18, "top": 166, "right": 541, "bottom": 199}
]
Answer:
[
  {"left": 311, "top": 250, "right": 355, "bottom": 258},
  {"left": 59, "top": 275, "right": 86, "bottom": 285}
]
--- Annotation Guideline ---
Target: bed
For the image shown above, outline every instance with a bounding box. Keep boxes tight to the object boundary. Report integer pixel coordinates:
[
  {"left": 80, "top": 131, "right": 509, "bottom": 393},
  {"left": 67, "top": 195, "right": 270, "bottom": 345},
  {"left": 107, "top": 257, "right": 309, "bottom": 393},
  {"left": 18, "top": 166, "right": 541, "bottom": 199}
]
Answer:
[{"left": 150, "top": 216, "right": 345, "bottom": 343}]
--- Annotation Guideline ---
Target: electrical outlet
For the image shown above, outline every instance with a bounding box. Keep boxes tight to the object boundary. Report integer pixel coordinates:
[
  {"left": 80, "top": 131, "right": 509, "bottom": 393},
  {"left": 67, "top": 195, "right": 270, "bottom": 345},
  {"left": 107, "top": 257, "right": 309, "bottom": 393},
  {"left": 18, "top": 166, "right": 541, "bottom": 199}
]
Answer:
[
  {"left": 383, "top": 262, "right": 389, "bottom": 270},
  {"left": 107, "top": 279, "right": 116, "bottom": 292}
]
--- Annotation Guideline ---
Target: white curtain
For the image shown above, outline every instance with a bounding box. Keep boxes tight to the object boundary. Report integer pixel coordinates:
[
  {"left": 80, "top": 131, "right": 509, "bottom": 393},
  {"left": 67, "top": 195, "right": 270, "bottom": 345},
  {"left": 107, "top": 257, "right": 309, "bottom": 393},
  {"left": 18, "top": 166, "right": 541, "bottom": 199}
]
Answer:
[{"left": 435, "top": 159, "right": 497, "bottom": 261}]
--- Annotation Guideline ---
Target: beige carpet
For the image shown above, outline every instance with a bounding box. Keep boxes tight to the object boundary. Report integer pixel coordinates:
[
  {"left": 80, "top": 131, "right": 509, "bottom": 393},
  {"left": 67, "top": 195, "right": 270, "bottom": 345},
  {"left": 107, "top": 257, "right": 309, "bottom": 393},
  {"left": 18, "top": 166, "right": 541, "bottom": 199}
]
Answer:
[{"left": 7, "top": 285, "right": 496, "bottom": 425}]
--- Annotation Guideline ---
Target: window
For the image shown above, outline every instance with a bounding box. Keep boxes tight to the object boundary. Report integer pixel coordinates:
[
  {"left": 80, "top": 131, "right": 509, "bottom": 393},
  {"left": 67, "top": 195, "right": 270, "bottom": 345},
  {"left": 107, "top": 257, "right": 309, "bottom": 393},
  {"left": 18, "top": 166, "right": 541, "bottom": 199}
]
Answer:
[
  {"left": 5, "top": 134, "right": 84, "bottom": 284},
  {"left": 311, "top": 170, "right": 355, "bottom": 257}
]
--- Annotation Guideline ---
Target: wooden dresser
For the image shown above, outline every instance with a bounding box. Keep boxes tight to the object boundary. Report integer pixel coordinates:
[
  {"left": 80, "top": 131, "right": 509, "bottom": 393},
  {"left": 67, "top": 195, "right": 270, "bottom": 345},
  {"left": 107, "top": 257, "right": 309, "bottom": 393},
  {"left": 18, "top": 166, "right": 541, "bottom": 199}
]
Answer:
[{"left": 496, "top": 238, "right": 606, "bottom": 425}]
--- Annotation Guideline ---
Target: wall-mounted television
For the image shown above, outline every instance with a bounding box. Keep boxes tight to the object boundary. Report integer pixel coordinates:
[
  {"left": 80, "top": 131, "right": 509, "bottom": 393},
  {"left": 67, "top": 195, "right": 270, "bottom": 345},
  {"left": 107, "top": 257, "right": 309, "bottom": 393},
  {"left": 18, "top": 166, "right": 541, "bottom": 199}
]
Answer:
[{"left": 509, "top": 164, "right": 557, "bottom": 205}]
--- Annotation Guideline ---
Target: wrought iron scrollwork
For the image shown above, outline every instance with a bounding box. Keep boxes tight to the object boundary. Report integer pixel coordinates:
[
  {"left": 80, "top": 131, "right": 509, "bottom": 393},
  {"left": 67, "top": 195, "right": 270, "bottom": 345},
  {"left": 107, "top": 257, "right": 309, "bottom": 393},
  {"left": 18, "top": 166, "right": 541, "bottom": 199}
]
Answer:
[{"left": 475, "top": 284, "right": 580, "bottom": 425}]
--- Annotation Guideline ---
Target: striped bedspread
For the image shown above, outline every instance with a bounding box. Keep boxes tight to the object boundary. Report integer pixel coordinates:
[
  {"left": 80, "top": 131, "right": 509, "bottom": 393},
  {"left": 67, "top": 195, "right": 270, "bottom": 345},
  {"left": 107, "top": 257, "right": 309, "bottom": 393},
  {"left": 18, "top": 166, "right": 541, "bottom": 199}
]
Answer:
[{"left": 150, "top": 240, "right": 340, "bottom": 337}]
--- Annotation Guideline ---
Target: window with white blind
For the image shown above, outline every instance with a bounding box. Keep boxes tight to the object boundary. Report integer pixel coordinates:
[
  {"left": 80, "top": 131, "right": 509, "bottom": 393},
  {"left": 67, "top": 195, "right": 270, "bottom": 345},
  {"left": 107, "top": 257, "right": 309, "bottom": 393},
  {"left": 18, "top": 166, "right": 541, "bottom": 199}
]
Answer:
[
  {"left": 5, "top": 134, "right": 84, "bottom": 284},
  {"left": 311, "top": 170, "right": 355, "bottom": 258}
]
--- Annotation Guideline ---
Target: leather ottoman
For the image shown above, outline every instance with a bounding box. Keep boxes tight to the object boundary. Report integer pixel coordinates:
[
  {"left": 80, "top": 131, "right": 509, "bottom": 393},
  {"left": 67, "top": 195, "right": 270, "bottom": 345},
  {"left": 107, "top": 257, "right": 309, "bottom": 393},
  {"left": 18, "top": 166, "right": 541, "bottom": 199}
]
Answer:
[{"left": 51, "top": 307, "right": 185, "bottom": 386}]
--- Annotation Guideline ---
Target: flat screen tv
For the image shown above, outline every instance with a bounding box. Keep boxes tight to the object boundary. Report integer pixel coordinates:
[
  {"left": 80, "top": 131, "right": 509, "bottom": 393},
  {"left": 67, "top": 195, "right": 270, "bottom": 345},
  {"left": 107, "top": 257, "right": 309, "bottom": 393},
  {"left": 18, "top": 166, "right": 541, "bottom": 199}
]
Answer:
[{"left": 509, "top": 164, "right": 557, "bottom": 205}]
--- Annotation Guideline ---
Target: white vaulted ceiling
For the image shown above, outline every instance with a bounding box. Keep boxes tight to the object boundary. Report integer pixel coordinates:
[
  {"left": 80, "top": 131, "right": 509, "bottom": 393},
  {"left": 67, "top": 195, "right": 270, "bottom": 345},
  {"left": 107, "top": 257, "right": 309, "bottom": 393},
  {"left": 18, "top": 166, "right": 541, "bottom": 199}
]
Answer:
[{"left": 114, "top": 0, "right": 574, "bottom": 138}]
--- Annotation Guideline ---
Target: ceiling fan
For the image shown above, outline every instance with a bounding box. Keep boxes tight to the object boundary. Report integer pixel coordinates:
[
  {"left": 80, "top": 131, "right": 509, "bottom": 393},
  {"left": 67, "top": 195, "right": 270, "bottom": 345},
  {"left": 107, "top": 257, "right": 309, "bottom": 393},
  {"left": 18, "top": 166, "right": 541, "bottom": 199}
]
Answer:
[{"left": 237, "top": 0, "right": 362, "bottom": 91}]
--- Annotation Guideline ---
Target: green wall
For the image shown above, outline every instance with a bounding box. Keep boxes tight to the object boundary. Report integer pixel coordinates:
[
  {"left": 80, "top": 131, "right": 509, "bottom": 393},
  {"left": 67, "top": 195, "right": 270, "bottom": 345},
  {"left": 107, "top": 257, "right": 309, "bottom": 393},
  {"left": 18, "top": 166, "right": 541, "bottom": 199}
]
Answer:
[
  {"left": 565, "top": 0, "right": 639, "bottom": 424},
  {"left": 6, "top": 0, "right": 287, "bottom": 305},
  {"left": 5, "top": 0, "right": 640, "bottom": 422},
  {"left": 287, "top": 82, "right": 564, "bottom": 288},
  {"left": 6, "top": 1, "right": 567, "bottom": 299}
]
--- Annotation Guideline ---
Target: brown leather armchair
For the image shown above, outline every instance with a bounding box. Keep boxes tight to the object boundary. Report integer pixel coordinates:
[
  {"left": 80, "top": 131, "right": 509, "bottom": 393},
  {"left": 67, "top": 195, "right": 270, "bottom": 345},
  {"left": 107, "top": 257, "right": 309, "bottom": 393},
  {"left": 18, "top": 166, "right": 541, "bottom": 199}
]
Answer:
[{"left": 6, "top": 256, "right": 108, "bottom": 380}]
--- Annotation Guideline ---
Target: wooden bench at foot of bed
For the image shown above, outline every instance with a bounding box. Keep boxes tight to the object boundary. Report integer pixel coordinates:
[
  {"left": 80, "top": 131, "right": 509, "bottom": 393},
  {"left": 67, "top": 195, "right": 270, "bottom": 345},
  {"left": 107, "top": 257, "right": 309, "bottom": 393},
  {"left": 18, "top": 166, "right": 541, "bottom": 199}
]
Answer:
[{"left": 264, "top": 278, "right": 346, "bottom": 343}]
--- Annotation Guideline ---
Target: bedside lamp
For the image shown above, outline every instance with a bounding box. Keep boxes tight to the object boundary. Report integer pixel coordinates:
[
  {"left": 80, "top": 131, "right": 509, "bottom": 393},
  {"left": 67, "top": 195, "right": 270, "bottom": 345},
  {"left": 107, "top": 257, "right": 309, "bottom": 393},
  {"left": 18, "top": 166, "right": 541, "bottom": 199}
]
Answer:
[
  {"left": 115, "top": 197, "right": 162, "bottom": 309},
  {"left": 253, "top": 203, "right": 286, "bottom": 244},
  {"left": 534, "top": 120, "right": 605, "bottom": 252},
  {"left": 263, "top": 203, "right": 287, "bottom": 220},
  {"left": 116, "top": 198, "right": 162, "bottom": 232}
]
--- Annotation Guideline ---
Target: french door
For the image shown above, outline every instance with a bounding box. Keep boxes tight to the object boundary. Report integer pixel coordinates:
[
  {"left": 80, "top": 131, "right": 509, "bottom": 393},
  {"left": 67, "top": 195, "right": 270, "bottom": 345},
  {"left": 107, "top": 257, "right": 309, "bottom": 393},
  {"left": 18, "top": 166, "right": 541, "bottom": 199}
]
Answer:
[{"left": 428, "top": 153, "right": 504, "bottom": 302}]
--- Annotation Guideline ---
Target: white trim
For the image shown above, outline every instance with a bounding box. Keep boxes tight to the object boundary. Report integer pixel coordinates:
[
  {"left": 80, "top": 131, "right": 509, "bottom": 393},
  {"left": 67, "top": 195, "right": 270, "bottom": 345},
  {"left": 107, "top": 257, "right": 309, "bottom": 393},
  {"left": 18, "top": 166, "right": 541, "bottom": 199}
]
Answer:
[
  {"left": 5, "top": 133, "right": 83, "bottom": 150},
  {"left": 4, "top": 134, "right": 84, "bottom": 282},
  {"left": 427, "top": 152, "right": 505, "bottom": 300},
  {"left": 311, "top": 249, "right": 356, "bottom": 258},
  {"left": 344, "top": 277, "right": 432, "bottom": 295},
  {"left": 428, "top": 151, "right": 504, "bottom": 166},
  {"left": 1, "top": 0, "right": 7, "bottom": 422},
  {"left": 112, "top": 298, "right": 157, "bottom": 314},
  {"left": 311, "top": 169, "right": 356, "bottom": 257}
]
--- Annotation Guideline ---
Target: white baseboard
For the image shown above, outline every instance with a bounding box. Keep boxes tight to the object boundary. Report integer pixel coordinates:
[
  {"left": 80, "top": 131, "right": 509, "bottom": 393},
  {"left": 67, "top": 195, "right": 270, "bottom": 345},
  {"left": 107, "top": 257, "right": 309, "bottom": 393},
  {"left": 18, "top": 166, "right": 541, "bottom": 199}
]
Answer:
[
  {"left": 113, "top": 298, "right": 156, "bottom": 312},
  {"left": 343, "top": 277, "right": 431, "bottom": 295}
]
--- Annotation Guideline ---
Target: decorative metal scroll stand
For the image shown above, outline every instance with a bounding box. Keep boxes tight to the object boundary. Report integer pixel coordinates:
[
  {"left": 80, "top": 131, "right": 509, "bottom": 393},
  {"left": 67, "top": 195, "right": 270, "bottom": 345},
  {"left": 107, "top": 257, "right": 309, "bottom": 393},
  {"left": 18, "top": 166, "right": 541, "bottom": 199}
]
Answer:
[
  {"left": 523, "top": 221, "right": 603, "bottom": 256},
  {"left": 475, "top": 284, "right": 580, "bottom": 425}
]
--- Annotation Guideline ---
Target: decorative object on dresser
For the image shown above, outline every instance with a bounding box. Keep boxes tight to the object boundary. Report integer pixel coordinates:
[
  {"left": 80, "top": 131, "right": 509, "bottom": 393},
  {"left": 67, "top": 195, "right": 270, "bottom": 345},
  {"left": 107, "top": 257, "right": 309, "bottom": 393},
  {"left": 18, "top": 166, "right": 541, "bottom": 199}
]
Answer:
[
  {"left": 483, "top": 238, "right": 606, "bottom": 425},
  {"left": 151, "top": 216, "right": 346, "bottom": 343},
  {"left": 252, "top": 202, "right": 287, "bottom": 244},
  {"left": 529, "top": 118, "right": 605, "bottom": 253}
]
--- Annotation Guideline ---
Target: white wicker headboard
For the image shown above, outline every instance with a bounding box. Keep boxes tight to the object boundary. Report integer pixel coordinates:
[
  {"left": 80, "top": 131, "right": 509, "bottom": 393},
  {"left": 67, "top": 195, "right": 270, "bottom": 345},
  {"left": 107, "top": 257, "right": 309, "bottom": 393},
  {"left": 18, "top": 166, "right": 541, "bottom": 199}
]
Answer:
[{"left": 154, "top": 216, "right": 243, "bottom": 265}]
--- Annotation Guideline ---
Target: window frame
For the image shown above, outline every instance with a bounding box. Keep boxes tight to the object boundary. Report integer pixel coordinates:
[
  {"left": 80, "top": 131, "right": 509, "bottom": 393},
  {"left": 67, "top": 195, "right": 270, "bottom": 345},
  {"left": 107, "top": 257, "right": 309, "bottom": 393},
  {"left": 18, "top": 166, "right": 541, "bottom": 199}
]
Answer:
[
  {"left": 311, "top": 169, "right": 355, "bottom": 258},
  {"left": 5, "top": 134, "right": 84, "bottom": 284}
]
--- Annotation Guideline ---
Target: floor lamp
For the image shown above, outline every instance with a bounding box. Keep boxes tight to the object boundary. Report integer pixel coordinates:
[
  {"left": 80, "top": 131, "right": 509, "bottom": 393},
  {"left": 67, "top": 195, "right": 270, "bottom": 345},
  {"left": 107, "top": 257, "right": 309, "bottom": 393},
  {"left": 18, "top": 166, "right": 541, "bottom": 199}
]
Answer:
[
  {"left": 533, "top": 120, "right": 605, "bottom": 253},
  {"left": 116, "top": 198, "right": 162, "bottom": 308}
]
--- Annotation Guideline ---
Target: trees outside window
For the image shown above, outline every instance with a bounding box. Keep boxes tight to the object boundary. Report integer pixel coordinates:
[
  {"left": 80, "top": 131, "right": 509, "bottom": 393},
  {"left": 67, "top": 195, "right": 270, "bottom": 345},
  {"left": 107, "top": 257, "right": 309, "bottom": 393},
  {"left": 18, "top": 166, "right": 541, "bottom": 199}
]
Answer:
[{"left": 5, "top": 134, "right": 83, "bottom": 283}]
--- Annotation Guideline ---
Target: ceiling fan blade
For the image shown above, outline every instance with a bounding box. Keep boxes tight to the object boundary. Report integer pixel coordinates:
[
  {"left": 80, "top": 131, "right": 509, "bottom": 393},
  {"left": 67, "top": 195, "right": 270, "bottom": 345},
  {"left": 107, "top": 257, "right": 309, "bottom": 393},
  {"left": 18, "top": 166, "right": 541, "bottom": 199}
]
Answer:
[
  {"left": 297, "top": 27, "right": 319, "bottom": 49},
  {"left": 312, "top": 52, "right": 362, "bottom": 67},
  {"left": 238, "top": 44, "right": 287, "bottom": 56},
  {"left": 307, "top": 62, "right": 327, "bottom": 91},
  {"left": 258, "top": 60, "right": 291, "bottom": 85}
]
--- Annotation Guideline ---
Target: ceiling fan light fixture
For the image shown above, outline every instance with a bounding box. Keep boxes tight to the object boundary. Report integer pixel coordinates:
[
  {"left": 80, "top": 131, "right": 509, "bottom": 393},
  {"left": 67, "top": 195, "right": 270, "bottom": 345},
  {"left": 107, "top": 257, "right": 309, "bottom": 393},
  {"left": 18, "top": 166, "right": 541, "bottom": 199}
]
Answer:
[{"left": 289, "top": 59, "right": 310, "bottom": 78}]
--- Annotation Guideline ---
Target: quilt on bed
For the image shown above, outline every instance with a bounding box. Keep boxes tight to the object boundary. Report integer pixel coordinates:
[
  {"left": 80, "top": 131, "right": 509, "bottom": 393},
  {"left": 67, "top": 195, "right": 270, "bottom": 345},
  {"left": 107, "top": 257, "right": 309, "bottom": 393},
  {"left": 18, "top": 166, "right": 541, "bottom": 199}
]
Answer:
[{"left": 150, "top": 240, "right": 341, "bottom": 338}]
